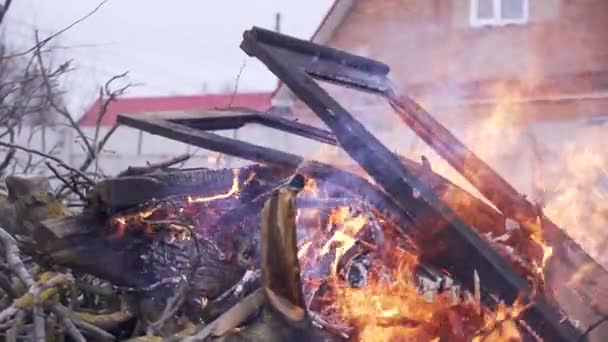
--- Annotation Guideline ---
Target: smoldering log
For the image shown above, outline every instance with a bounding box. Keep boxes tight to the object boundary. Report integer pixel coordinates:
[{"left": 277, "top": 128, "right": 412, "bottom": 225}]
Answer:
[
  {"left": 86, "top": 164, "right": 283, "bottom": 214},
  {"left": 28, "top": 214, "right": 246, "bottom": 308}
]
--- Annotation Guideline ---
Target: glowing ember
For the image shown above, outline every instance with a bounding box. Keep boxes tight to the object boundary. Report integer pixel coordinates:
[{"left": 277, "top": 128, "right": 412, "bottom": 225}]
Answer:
[
  {"left": 110, "top": 206, "right": 158, "bottom": 237},
  {"left": 187, "top": 169, "right": 241, "bottom": 203},
  {"left": 109, "top": 168, "right": 244, "bottom": 240}
]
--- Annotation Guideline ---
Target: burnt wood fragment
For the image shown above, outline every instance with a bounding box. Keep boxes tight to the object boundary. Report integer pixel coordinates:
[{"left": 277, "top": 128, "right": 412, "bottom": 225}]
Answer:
[
  {"left": 29, "top": 214, "right": 245, "bottom": 305},
  {"left": 191, "top": 174, "right": 323, "bottom": 342},
  {"left": 87, "top": 165, "right": 279, "bottom": 214}
]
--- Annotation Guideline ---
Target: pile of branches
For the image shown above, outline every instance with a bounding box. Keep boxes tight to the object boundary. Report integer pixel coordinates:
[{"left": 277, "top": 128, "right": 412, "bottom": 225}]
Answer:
[{"left": 0, "top": 157, "right": 351, "bottom": 341}]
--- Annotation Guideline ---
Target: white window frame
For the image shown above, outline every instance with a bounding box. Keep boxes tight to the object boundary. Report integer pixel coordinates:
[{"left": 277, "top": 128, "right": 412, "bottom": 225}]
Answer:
[{"left": 470, "top": 0, "right": 529, "bottom": 27}]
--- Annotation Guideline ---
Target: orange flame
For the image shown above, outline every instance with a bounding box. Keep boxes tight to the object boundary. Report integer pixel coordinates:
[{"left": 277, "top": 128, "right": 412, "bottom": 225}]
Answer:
[
  {"left": 320, "top": 207, "right": 368, "bottom": 275},
  {"left": 187, "top": 169, "right": 241, "bottom": 203}
]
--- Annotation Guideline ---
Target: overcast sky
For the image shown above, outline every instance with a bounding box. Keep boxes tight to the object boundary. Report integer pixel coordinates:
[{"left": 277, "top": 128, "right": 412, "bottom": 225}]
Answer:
[{"left": 5, "top": 0, "right": 333, "bottom": 113}]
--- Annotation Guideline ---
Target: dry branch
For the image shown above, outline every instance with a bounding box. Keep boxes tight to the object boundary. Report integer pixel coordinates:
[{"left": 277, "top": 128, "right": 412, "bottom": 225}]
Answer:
[
  {"left": 0, "top": 141, "right": 93, "bottom": 185},
  {"left": 117, "top": 153, "right": 191, "bottom": 177},
  {"left": 2, "top": 0, "right": 111, "bottom": 60}
]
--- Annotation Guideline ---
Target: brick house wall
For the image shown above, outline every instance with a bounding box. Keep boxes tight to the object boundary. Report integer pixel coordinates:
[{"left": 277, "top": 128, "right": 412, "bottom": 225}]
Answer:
[{"left": 275, "top": 0, "right": 608, "bottom": 266}]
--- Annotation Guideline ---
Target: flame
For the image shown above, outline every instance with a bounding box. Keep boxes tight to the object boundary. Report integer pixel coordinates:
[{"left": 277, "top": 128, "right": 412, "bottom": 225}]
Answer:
[
  {"left": 335, "top": 252, "right": 439, "bottom": 342},
  {"left": 187, "top": 169, "right": 241, "bottom": 203},
  {"left": 333, "top": 248, "right": 524, "bottom": 341},
  {"left": 298, "top": 240, "right": 313, "bottom": 261},
  {"left": 566, "top": 262, "right": 595, "bottom": 287},
  {"left": 526, "top": 216, "right": 554, "bottom": 277},
  {"left": 296, "top": 203, "right": 527, "bottom": 341},
  {"left": 110, "top": 169, "right": 242, "bottom": 239},
  {"left": 472, "top": 298, "right": 528, "bottom": 342},
  {"left": 319, "top": 207, "right": 368, "bottom": 275},
  {"left": 110, "top": 206, "right": 158, "bottom": 237},
  {"left": 541, "top": 132, "right": 608, "bottom": 267}
]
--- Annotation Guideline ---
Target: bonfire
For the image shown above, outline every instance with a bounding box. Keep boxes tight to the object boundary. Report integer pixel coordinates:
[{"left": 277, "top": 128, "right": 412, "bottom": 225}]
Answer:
[{"left": 0, "top": 27, "right": 605, "bottom": 342}]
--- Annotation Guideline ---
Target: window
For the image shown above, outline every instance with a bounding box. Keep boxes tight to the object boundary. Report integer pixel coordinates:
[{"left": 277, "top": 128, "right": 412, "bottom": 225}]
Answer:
[{"left": 470, "top": 0, "right": 529, "bottom": 27}]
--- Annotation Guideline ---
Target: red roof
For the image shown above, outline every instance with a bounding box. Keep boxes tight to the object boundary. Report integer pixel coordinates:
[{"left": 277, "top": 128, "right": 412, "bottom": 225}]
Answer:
[
  {"left": 78, "top": 92, "right": 272, "bottom": 126},
  {"left": 79, "top": 3, "right": 339, "bottom": 126}
]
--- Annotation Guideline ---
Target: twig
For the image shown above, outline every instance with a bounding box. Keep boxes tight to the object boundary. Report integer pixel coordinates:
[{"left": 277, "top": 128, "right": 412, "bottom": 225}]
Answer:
[
  {"left": 0, "top": 141, "right": 94, "bottom": 185},
  {"left": 150, "top": 223, "right": 201, "bottom": 333},
  {"left": 5, "top": 310, "right": 25, "bottom": 342},
  {"left": 0, "top": 128, "right": 15, "bottom": 175},
  {"left": 33, "top": 31, "right": 126, "bottom": 179},
  {"left": 0, "top": 272, "right": 17, "bottom": 298},
  {"left": 51, "top": 303, "right": 115, "bottom": 341},
  {"left": 474, "top": 269, "right": 481, "bottom": 315},
  {"left": 48, "top": 304, "right": 86, "bottom": 342},
  {"left": 476, "top": 301, "right": 533, "bottom": 342},
  {"left": 117, "top": 153, "right": 191, "bottom": 177},
  {"left": 0, "top": 226, "right": 34, "bottom": 286},
  {"left": 79, "top": 122, "right": 119, "bottom": 173},
  {"left": 73, "top": 299, "right": 133, "bottom": 330},
  {"left": 0, "top": 273, "right": 67, "bottom": 322},
  {"left": 183, "top": 289, "right": 264, "bottom": 342},
  {"left": 227, "top": 61, "right": 247, "bottom": 108},
  {"left": 32, "top": 306, "right": 46, "bottom": 342},
  {"left": 213, "top": 269, "right": 261, "bottom": 303},
  {"left": 2, "top": 0, "right": 111, "bottom": 60},
  {"left": 45, "top": 162, "right": 87, "bottom": 201},
  {"left": 90, "top": 74, "right": 132, "bottom": 179},
  {"left": 33, "top": 34, "right": 94, "bottom": 158},
  {"left": 145, "top": 201, "right": 201, "bottom": 333},
  {"left": 0, "top": 226, "right": 48, "bottom": 341}
]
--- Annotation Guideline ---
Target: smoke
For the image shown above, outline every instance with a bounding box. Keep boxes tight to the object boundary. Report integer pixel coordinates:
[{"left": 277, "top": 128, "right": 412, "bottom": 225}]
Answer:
[{"left": 302, "top": 2, "right": 608, "bottom": 265}]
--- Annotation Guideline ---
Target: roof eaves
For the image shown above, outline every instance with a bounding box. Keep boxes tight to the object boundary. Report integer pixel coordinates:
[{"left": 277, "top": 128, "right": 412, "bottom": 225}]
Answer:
[{"left": 271, "top": 0, "right": 355, "bottom": 107}]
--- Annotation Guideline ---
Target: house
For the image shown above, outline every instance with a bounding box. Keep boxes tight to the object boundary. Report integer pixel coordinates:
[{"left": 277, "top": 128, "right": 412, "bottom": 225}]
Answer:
[
  {"left": 270, "top": 0, "right": 608, "bottom": 195},
  {"left": 274, "top": 0, "right": 608, "bottom": 122},
  {"left": 268, "top": 0, "right": 608, "bottom": 264}
]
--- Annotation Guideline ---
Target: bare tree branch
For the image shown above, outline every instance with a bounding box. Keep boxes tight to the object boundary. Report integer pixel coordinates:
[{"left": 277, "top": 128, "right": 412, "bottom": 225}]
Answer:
[
  {"left": 0, "top": 140, "right": 93, "bottom": 185},
  {"left": 0, "top": 127, "right": 15, "bottom": 175},
  {"left": 45, "top": 161, "right": 87, "bottom": 202},
  {"left": 33, "top": 32, "right": 95, "bottom": 158},
  {"left": 1, "top": 0, "right": 111, "bottom": 60}
]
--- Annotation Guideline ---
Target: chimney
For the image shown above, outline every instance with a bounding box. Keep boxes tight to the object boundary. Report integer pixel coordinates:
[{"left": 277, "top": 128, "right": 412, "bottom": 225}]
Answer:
[{"left": 275, "top": 12, "right": 282, "bottom": 33}]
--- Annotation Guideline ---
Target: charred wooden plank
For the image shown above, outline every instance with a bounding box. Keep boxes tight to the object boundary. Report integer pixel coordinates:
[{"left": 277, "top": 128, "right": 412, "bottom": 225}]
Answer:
[
  {"left": 116, "top": 113, "right": 415, "bottom": 232},
  {"left": 240, "top": 26, "right": 581, "bottom": 341},
  {"left": 87, "top": 165, "right": 278, "bottom": 213},
  {"left": 167, "top": 109, "right": 338, "bottom": 146}
]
